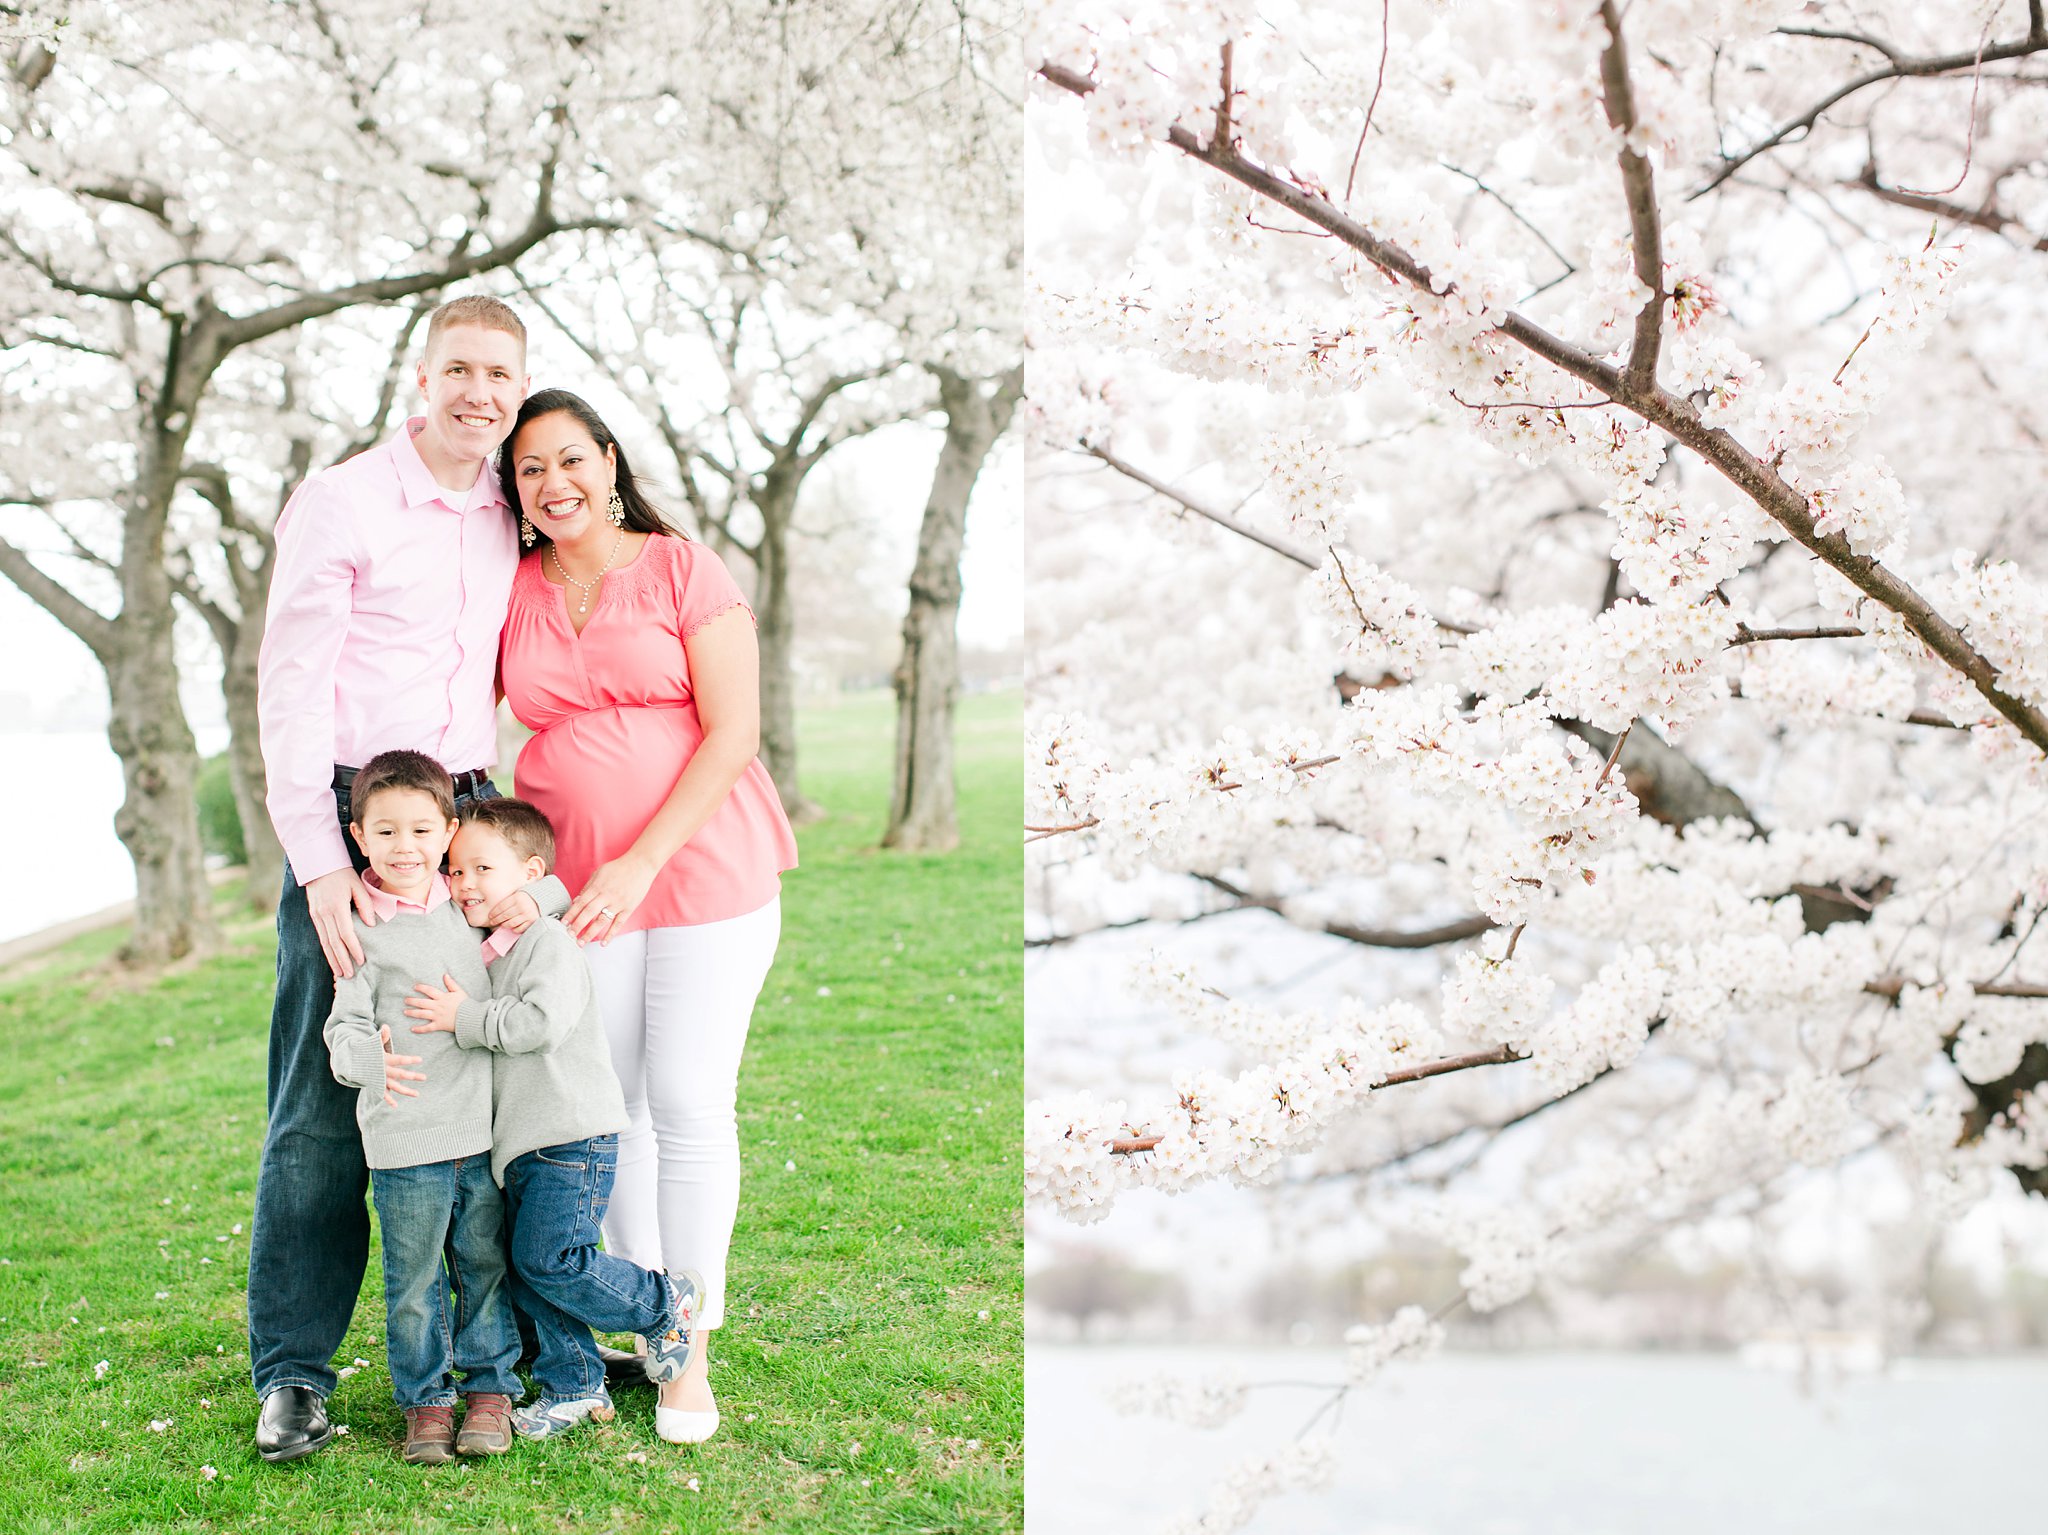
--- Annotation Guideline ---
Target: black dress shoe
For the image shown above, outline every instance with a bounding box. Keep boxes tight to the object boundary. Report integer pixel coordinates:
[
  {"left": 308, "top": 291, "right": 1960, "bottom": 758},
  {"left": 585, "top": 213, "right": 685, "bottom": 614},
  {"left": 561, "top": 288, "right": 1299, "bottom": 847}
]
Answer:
[
  {"left": 598, "top": 1341, "right": 647, "bottom": 1387},
  {"left": 255, "top": 1386, "right": 333, "bottom": 1464}
]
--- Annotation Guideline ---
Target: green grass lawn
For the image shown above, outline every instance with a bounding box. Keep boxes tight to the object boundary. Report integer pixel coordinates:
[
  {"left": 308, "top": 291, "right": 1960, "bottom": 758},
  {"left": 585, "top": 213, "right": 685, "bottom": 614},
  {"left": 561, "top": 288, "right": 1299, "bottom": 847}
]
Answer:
[{"left": 0, "top": 691, "right": 1021, "bottom": 1534}]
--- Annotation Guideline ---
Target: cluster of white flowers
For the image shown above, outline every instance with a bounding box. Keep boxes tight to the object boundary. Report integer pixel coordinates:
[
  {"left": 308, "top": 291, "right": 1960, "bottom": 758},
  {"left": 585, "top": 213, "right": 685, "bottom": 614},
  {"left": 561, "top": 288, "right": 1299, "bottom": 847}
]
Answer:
[
  {"left": 1440, "top": 948, "right": 1557, "bottom": 1049},
  {"left": 1131, "top": 947, "right": 1320, "bottom": 1054},
  {"left": 1546, "top": 597, "right": 1736, "bottom": 732},
  {"left": 1422, "top": 1204, "right": 1555, "bottom": 1312},
  {"left": 1737, "top": 642, "right": 1918, "bottom": 725},
  {"left": 1259, "top": 428, "right": 1346, "bottom": 542},
  {"left": 1022, "top": 1090, "right": 1131, "bottom": 1222},
  {"left": 1311, "top": 551, "right": 1443, "bottom": 677},
  {"left": 1936, "top": 552, "right": 2048, "bottom": 713},
  {"left": 1951, "top": 994, "right": 2048, "bottom": 1086},
  {"left": 1978, "top": 1084, "right": 2048, "bottom": 1173},
  {"left": 1108, "top": 1370, "right": 1247, "bottom": 1428},
  {"left": 1525, "top": 945, "right": 1665, "bottom": 1090},
  {"left": 1030, "top": 269, "right": 1388, "bottom": 396},
  {"left": 1764, "top": 1071, "right": 1861, "bottom": 1166},
  {"left": 1158, "top": 1436, "right": 1336, "bottom": 1535},
  {"left": 1025, "top": 998, "right": 1460, "bottom": 1217},
  {"left": 1343, "top": 1304, "right": 1444, "bottom": 1384},
  {"left": 1604, "top": 484, "right": 1751, "bottom": 605}
]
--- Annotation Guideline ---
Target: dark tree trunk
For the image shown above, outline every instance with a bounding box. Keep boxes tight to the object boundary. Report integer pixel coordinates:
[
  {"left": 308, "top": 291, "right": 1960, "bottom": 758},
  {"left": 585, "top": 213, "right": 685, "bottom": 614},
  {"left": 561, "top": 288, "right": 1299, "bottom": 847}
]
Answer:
[
  {"left": 220, "top": 603, "right": 282, "bottom": 911},
  {"left": 109, "top": 431, "right": 218, "bottom": 962},
  {"left": 883, "top": 366, "right": 1020, "bottom": 852},
  {"left": 752, "top": 463, "right": 822, "bottom": 823}
]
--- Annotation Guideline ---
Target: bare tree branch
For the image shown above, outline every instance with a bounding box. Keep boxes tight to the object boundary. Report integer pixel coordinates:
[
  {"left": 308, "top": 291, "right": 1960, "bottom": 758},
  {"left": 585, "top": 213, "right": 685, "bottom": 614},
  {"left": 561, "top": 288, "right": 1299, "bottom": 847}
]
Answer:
[
  {"left": 1194, "top": 873, "right": 1498, "bottom": 949},
  {"left": 1693, "top": 23, "right": 2048, "bottom": 198},
  {"left": 1082, "top": 442, "right": 1317, "bottom": 567},
  {"left": 1848, "top": 166, "right": 2048, "bottom": 251},
  {"left": 0, "top": 531, "right": 117, "bottom": 658},
  {"left": 1597, "top": 0, "right": 1665, "bottom": 390}
]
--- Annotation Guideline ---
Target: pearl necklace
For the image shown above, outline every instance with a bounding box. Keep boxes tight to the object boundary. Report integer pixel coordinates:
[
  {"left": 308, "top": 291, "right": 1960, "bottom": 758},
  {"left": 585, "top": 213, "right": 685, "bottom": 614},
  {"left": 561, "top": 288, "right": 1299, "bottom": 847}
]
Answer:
[{"left": 548, "top": 527, "right": 626, "bottom": 615}]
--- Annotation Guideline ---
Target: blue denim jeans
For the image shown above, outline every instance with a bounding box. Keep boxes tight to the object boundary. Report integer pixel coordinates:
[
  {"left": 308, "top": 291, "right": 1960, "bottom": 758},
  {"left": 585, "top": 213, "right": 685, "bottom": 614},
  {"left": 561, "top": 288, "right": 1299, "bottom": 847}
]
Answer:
[
  {"left": 369, "top": 1154, "right": 522, "bottom": 1406},
  {"left": 245, "top": 778, "right": 499, "bottom": 1400},
  {"left": 502, "top": 1136, "right": 676, "bottom": 1401}
]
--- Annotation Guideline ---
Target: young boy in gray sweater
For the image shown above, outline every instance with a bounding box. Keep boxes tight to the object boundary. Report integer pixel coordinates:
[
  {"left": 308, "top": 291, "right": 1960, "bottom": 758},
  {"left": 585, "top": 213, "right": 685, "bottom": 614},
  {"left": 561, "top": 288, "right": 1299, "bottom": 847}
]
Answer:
[
  {"left": 402, "top": 796, "right": 704, "bottom": 1441},
  {"left": 322, "top": 750, "right": 541, "bottom": 1465}
]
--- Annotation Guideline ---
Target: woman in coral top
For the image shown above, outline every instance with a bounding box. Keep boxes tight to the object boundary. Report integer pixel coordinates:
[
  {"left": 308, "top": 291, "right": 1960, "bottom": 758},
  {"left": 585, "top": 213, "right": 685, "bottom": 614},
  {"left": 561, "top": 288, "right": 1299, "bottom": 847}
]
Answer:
[{"left": 495, "top": 390, "right": 798, "bottom": 1444}]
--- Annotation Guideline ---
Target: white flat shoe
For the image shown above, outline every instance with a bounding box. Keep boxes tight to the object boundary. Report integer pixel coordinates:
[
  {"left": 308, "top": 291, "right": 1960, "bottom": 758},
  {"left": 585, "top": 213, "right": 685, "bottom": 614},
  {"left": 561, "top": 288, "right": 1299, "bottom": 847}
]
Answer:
[{"left": 655, "top": 1405, "right": 720, "bottom": 1444}]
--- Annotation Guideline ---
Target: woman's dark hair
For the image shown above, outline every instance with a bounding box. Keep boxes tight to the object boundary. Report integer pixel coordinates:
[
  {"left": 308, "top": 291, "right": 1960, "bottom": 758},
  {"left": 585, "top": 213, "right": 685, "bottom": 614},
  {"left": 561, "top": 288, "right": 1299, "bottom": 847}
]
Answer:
[{"left": 498, "top": 388, "right": 675, "bottom": 543}]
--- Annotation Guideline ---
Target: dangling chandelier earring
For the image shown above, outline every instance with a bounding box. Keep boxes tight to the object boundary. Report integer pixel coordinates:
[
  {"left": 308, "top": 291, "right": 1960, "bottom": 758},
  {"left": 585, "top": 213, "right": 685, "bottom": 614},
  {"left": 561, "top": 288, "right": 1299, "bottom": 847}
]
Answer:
[
  {"left": 607, "top": 486, "right": 627, "bottom": 528},
  {"left": 520, "top": 512, "right": 538, "bottom": 548}
]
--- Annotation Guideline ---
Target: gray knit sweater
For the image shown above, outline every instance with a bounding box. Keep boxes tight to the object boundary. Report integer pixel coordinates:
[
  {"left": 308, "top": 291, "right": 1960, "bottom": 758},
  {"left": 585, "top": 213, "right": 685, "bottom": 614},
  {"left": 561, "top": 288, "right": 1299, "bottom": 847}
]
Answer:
[
  {"left": 325, "top": 901, "right": 495, "bottom": 1171},
  {"left": 324, "top": 876, "right": 571, "bottom": 1172},
  {"left": 453, "top": 916, "right": 628, "bottom": 1185}
]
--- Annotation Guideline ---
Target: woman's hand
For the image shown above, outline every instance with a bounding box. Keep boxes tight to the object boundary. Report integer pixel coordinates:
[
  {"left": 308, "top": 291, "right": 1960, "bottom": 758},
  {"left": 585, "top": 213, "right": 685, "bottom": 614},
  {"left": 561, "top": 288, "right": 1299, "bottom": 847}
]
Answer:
[
  {"left": 404, "top": 974, "right": 468, "bottom": 1034},
  {"left": 564, "top": 850, "right": 660, "bottom": 944}
]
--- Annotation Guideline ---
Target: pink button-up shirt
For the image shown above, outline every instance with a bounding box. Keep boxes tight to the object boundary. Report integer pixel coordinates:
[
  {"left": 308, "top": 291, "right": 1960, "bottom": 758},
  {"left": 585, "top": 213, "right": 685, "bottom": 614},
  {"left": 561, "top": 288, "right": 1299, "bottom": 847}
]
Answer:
[
  {"left": 259, "top": 420, "right": 518, "bottom": 884},
  {"left": 480, "top": 924, "right": 521, "bottom": 966},
  {"left": 361, "top": 870, "right": 453, "bottom": 917}
]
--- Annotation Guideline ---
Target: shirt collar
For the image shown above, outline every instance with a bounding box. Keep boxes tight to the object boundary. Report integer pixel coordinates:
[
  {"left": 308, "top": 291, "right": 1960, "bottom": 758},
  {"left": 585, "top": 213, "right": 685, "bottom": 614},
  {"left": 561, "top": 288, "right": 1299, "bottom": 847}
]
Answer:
[
  {"left": 481, "top": 925, "right": 523, "bottom": 966},
  {"left": 361, "top": 870, "right": 452, "bottom": 919},
  {"left": 392, "top": 418, "right": 509, "bottom": 515}
]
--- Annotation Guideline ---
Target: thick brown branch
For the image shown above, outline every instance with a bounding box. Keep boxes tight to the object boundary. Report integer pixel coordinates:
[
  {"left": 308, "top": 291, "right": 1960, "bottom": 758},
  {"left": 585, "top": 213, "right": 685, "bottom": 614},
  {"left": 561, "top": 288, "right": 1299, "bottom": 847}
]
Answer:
[
  {"left": 1597, "top": 1, "right": 1664, "bottom": 390},
  {"left": 1195, "top": 873, "right": 1497, "bottom": 949},
  {"left": 1729, "top": 623, "right": 1867, "bottom": 644}
]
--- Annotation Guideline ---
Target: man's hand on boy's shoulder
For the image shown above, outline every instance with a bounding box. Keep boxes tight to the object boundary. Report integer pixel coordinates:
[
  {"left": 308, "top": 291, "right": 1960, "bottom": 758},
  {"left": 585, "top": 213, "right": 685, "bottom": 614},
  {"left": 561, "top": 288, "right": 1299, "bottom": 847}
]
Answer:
[
  {"left": 405, "top": 974, "right": 470, "bottom": 1035},
  {"left": 307, "top": 867, "right": 377, "bottom": 979},
  {"left": 378, "top": 1024, "right": 425, "bottom": 1108}
]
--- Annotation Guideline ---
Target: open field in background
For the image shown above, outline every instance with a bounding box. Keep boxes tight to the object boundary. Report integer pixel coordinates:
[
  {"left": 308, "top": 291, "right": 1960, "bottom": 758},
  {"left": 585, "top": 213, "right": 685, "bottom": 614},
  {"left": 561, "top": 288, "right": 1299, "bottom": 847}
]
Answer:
[{"left": 0, "top": 690, "right": 1021, "bottom": 1534}]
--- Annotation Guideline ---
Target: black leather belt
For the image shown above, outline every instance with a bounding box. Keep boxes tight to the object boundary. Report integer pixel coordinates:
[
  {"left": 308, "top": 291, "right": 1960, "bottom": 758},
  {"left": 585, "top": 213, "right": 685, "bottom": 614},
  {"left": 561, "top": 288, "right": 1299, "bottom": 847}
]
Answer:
[{"left": 333, "top": 763, "right": 494, "bottom": 800}]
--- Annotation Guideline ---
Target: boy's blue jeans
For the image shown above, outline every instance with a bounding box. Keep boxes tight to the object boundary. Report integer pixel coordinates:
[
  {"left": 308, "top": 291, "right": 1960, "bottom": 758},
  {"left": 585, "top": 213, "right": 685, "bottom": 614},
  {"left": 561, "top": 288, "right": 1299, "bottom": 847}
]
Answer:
[
  {"left": 502, "top": 1135, "right": 677, "bottom": 1401},
  {"left": 369, "top": 1154, "right": 522, "bottom": 1407},
  {"left": 245, "top": 780, "right": 500, "bottom": 1401}
]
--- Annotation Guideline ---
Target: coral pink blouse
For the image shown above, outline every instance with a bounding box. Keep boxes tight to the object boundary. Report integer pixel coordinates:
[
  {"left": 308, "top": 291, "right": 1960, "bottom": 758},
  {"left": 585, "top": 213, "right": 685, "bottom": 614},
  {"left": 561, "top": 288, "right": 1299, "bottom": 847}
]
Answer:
[{"left": 499, "top": 533, "right": 797, "bottom": 931}]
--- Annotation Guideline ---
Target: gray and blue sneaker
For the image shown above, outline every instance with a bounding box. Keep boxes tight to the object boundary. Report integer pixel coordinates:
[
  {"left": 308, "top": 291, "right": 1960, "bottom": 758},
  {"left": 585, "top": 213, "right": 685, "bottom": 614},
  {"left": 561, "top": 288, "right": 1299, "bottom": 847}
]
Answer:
[
  {"left": 644, "top": 1269, "right": 707, "bottom": 1385},
  {"left": 510, "top": 1390, "right": 615, "bottom": 1439}
]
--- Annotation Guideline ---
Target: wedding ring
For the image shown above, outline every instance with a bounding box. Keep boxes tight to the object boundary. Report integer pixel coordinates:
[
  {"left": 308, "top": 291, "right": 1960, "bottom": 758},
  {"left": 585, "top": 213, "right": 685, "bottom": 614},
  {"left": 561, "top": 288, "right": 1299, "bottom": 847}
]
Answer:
[{"left": 598, "top": 906, "right": 616, "bottom": 918}]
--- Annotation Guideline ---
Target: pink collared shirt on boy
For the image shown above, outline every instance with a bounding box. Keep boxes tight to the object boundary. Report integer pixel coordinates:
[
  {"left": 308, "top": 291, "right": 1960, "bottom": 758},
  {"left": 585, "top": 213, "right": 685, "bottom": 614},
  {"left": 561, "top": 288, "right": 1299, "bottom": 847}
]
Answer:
[
  {"left": 257, "top": 418, "right": 517, "bottom": 886},
  {"left": 358, "top": 871, "right": 453, "bottom": 919}
]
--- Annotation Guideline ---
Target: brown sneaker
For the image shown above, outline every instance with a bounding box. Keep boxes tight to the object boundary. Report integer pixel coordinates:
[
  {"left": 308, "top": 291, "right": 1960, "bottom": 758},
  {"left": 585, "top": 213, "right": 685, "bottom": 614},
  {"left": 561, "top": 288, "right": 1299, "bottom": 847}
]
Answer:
[
  {"left": 457, "top": 1392, "right": 515, "bottom": 1456},
  {"left": 402, "top": 1402, "right": 457, "bottom": 1464}
]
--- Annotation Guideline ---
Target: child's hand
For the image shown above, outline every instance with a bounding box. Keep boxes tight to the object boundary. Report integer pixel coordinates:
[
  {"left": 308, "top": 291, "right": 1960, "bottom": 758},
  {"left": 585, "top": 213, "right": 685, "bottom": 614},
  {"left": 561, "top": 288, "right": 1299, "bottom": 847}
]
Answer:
[
  {"left": 482, "top": 890, "right": 541, "bottom": 933},
  {"left": 404, "top": 974, "right": 467, "bottom": 1035},
  {"left": 379, "top": 1024, "right": 425, "bottom": 1108}
]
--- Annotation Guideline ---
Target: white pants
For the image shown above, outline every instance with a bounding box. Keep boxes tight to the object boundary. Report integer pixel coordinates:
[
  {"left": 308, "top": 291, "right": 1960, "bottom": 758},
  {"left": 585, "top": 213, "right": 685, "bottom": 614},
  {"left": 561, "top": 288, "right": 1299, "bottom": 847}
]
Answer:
[{"left": 582, "top": 897, "right": 781, "bottom": 1332}]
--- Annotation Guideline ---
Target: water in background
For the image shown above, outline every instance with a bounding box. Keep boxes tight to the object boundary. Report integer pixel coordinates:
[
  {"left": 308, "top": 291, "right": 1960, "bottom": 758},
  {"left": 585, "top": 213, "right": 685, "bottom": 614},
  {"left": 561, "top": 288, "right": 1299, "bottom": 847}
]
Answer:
[
  {"left": 1028, "top": 1345, "right": 2034, "bottom": 1534},
  {"left": 0, "top": 729, "right": 226, "bottom": 946}
]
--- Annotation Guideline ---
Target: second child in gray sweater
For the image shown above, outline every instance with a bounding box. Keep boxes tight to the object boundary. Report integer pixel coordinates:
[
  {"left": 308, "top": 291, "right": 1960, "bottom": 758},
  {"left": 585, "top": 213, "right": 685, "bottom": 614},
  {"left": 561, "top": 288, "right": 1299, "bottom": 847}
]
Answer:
[{"left": 404, "top": 798, "right": 703, "bottom": 1441}]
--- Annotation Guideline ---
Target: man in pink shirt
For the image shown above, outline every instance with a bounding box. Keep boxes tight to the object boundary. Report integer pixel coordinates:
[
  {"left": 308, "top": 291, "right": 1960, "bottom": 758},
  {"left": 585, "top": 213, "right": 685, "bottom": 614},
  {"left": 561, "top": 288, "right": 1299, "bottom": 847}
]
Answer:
[{"left": 248, "top": 295, "right": 529, "bottom": 1463}]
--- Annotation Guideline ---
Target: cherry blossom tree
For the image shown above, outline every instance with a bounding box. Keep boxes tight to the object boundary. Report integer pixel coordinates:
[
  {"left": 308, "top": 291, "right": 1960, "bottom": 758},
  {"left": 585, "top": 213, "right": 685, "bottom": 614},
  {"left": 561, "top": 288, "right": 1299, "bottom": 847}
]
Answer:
[
  {"left": 629, "top": 0, "right": 1023, "bottom": 832},
  {"left": 1023, "top": 1, "right": 2048, "bottom": 1525},
  {"left": 0, "top": 2, "right": 664, "bottom": 960}
]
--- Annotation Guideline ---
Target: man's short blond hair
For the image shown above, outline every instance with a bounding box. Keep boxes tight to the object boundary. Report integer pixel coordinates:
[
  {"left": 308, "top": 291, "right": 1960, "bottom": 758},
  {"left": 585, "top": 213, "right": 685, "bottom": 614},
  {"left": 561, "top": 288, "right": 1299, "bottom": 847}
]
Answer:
[{"left": 424, "top": 295, "right": 526, "bottom": 361}]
